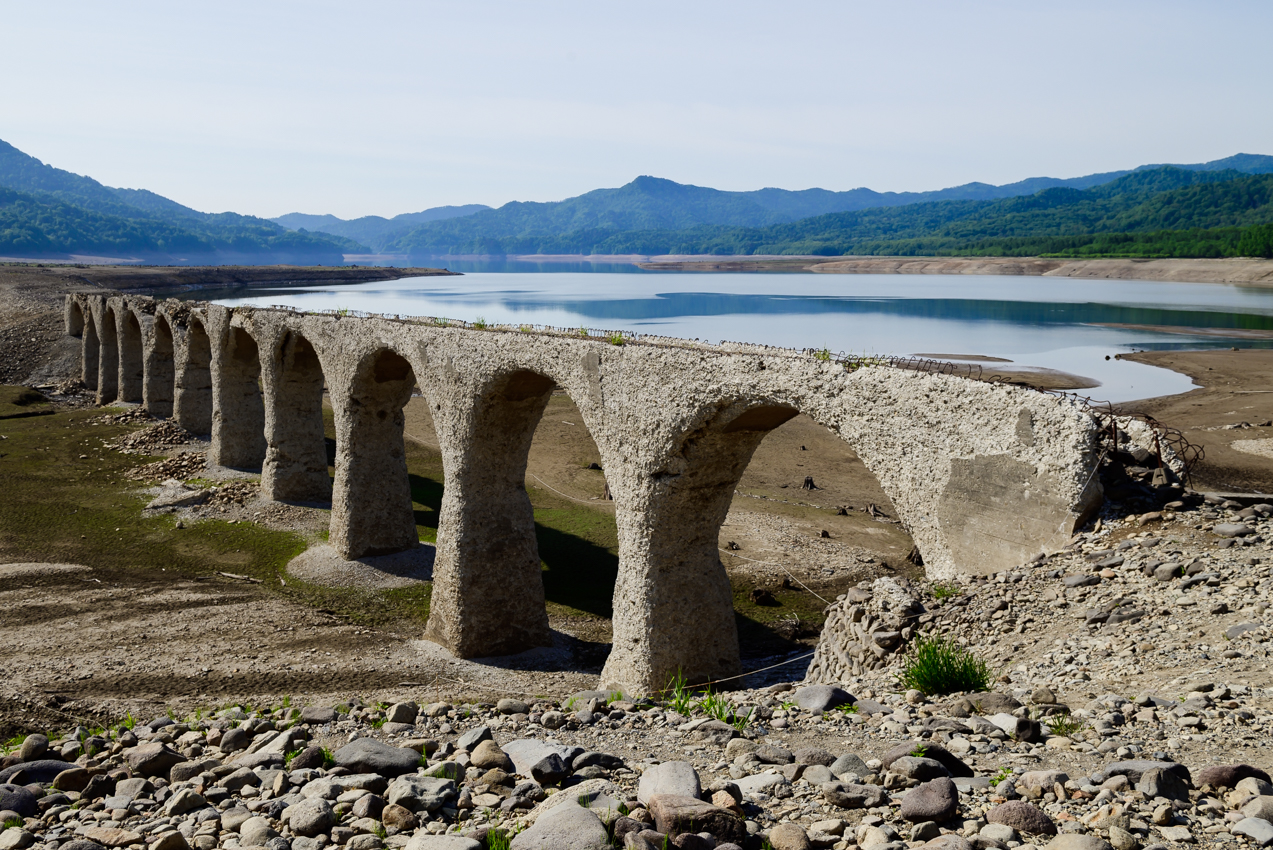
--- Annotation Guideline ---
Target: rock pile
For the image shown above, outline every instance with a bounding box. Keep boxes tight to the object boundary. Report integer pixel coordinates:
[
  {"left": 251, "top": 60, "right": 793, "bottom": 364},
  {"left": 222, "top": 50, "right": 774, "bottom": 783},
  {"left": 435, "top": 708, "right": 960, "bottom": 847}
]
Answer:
[
  {"left": 108, "top": 422, "right": 199, "bottom": 456},
  {"left": 128, "top": 454, "right": 208, "bottom": 483},
  {"left": 805, "top": 578, "right": 925, "bottom": 681},
  {"left": 2, "top": 679, "right": 1271, "bottom": 850}
]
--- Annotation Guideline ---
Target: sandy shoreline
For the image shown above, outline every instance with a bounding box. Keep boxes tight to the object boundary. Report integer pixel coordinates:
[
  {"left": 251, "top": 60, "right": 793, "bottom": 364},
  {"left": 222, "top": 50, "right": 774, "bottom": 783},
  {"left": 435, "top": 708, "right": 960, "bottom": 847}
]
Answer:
[{"left": 636, "top": 255, "right": 1273, "bottom": 285}]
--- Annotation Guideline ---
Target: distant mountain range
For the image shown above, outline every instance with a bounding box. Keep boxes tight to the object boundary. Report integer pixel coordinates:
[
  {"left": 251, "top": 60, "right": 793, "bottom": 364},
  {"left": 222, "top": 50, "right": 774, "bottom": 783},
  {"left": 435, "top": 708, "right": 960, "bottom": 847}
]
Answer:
[
  {"left": 272, "top": 206, "right": 490, "bottom": 252},
  {"left": 0, "top": 140, "right": 362, "bottom": 263},
  {"left": 2, "top": 136, "right": 1272, "bottom": 263}
]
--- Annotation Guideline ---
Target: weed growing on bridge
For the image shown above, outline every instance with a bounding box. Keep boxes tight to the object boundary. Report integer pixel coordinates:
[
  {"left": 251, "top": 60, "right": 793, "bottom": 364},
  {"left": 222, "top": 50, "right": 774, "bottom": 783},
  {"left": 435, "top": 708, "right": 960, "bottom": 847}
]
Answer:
[
  {"left": 814, "top": 348, "right": 831, "bottom": 361},
  {"left": 897, "top": 632, "right": 992, "bottom": 695},
  {"left": 606, "top": 332, "right": 625, "bottom": 346},
  {"left": 472, "top": 316, "right": 488, "bottom": 330}
]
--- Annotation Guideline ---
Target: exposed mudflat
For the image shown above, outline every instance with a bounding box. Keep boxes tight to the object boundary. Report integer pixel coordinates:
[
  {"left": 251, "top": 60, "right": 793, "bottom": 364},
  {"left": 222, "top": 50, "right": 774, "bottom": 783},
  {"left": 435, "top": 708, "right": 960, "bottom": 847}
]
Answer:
[{"left": 637, "top": 255, "right": 1273, "bottom": 286}]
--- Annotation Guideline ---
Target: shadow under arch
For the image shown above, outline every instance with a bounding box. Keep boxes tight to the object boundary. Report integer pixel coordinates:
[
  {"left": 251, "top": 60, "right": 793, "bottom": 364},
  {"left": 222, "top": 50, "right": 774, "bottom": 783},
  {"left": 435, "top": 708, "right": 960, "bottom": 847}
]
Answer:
[
  {"left": 263, "top": 330, "right": 332, "bottom": 503},
  {"left": 145, "top": 313, "right": 175, "bottom": 418},
  {"left": 97, "top": 306, "right": 119, "bottom": 403},
  {"left": 119, "top": 310, "right": 144, "bottom": 403},
  {"left": 424, "top": 367, "right": 601, "bottom": 659},
  {"left": 211, "top": 325, "right": 267, "bottom": 469},
  {"left": 330, "top": 347, "right": 418, "bottom": 559},
  {"left": 175, "top": 315, "right": 213, "bottom": 434},
  {"left": 67, "top": 301, "right": 85, "bottom": 339}
]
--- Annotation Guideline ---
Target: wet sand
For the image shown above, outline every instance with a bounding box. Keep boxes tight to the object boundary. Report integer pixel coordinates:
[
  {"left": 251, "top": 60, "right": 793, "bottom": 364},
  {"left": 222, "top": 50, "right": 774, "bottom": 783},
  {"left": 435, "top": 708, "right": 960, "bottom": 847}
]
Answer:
[{"left": 1119, "top": 348, "right": 1273, "bottom": 493}]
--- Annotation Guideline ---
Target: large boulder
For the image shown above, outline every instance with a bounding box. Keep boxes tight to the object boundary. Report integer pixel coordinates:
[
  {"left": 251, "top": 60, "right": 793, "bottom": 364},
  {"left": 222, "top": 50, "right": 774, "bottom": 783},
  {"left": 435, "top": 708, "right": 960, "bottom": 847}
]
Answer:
[
  {"left": 0, "top": 784, "right": 38, "bottom": 818},
  {"left": 987, "top": 801, "right": 1057, "bottom": 836},
  {"left": 899, "top": 777, "right": 959, "bottom": 823},
  {"left": 821, "top": 782, "right": 889, "bottom": 809},
  {"left": 1044, "top": 837, "right": 1112, "bottom": 850},
  {"left": 510, "top": 802, "right": 611, "bottom": 849},
  {"left": 794, "top": 685, "right": 856, "bottom": 713},
  {"left": 126, "top": 743, "right": 187, "bottom": 778},
  {"left": 0, "top": 760, "right": 73, "bottom": 785},
  {"left": 881, "top": 742, "right": 973, "bottom": 778},
  {"left": 386, "top": 775, "right": 457, "bottom": 813},
  {"left": 638, "top": 761, "right": 701, "bottom": 805},
  {"left": 1198, "top": 764, "right": 1271, "bottom": 789},
  {"left": 332, "top": 739, "right": 420, "bottom": 777},
  {"left": 646, "top": 794, "right": 746, "bottom": 843},
  {"left": 287, "top": 798, "right": 336, "bottom": 837}
]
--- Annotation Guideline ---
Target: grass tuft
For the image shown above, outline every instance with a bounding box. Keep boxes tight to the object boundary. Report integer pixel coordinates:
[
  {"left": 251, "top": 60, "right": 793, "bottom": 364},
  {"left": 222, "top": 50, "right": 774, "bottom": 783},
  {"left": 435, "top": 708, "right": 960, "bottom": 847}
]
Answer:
[{"left": 897, "top": 632, "right": 992, "bottom": 695}]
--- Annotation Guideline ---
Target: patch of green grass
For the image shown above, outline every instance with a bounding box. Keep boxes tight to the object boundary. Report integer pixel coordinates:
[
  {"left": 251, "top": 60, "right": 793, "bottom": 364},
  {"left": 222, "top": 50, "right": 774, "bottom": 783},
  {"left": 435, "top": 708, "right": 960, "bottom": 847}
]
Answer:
[
  {"left": 909, "top": 745, "right": 928, "bottom": 758},
  {"left": 472, "top": 316, "right": 488, "bottom": 330},
  {"left": 898, "top": 633, "right": 993, "bottom": 696},
  {"left": 486, "top": 828, "right": 514, "bottom": 850},
  {"left": 3, "top": 816, "right": 24, "bottom": 830},
  {"left": 0, "top": 386, "right": 51, "bottom": 418},
  {"left": 989, "top": 766, "right": 1013, "bottom": 787},
  {"left": 320, "top": 747, "right": 336, "bottom": 769},
  {"left": 694, "top": 687, "right": 732, "bottom": 723},
  {"left": 931, "top": 581, "right": 962, "bottom": 600},
  {"left": 1045, "top": 711, "right": 1086, "bottom": 737},
  {"left": 662, "top": 669, "right": 693, "bottom": 716}
]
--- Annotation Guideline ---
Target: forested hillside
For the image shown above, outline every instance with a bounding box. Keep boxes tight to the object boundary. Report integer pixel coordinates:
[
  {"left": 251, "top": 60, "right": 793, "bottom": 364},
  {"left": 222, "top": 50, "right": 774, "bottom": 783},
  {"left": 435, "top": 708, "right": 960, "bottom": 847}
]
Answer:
[
  {"left": 388, "top": 168, "right": 1273, "bottom": 259},
  {"left": 0, "top": 140, "right": 363, "bottom": 261}
]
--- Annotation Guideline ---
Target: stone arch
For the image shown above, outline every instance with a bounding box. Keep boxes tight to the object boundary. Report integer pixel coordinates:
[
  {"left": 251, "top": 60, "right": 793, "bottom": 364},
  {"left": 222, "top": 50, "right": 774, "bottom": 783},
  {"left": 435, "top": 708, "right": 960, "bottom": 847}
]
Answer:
[
  {"left": 424, "top": 367, "right": 566, "bottom": 658},
  {"left": 81, "top": 304, "right": 99, "bottom": 390},
  {"left": 175, "top": 316, "right": 213, "bottom": 434},
  {"left": 263, "top": 330, "right": 332, "bottom": 503},
  {"left": 66, "top": 300, "right": 85, "bottom": 338},
  {"left": 210, "top": 325, "right": 267, "bottom": 469},
  {"left": 144, "top": 313, "right": 176, "bottom": 418},
  {"left": 97, "top": 306, "right": 119, "bottom": 404},
  {"left": 118, "top": 309, "right": 145, "bottom": 403},
  {"left": 329, "top": 347, "right": 418, "bottom": 559},
  {"left": 600, "top": 400, "right": 804, "bottom": 692}
]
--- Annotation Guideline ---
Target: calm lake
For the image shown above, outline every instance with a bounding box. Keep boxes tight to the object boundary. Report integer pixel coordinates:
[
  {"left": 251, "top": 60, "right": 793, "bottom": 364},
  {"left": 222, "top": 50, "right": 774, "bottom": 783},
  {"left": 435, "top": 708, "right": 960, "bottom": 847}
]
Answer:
[{"left": 209, "top": 272, "right": 1273, "bottom": 403}]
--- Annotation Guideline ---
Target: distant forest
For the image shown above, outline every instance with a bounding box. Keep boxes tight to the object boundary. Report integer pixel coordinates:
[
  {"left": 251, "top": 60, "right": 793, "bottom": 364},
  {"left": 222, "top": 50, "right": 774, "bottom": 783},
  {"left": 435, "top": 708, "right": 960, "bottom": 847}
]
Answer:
[
  {"left": 2, "top": 135, "right": 1272, "bottom": 262},
  {"left": 386, "top": 168, "right": 1273, "bottom": 259}
]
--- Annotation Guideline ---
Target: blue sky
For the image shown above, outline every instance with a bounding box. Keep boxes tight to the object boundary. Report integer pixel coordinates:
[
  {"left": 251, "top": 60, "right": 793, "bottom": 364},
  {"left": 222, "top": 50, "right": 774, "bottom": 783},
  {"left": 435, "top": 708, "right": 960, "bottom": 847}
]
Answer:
[{"left": 5, "top": 1, "right": 1271, "bottom": 219}]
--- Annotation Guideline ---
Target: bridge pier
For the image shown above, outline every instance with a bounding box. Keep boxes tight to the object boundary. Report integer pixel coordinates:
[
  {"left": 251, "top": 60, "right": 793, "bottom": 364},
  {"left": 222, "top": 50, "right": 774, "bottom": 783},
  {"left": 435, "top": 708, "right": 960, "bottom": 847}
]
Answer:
[
  {"left": 329, "top": 347, "right": 419, "bottom": 559},
  {"left": 424, "top": 368, "right": 555, "bottom": 658},
  {"left": 96, "top": 306, "right": 119, "bottom": 404},
  {"left": 210, "top": 318, "right": 267, "bottom": 469},
  {"left": 143, "top": 313, "right": 175, "bottom": 418},
  {"left": 261, "top": 331, "right": 332, "bottom": 503},
  {"left": 118, "top": 308, "right": 145, "bottom": 403},
  {"left": 174, "top": 314, "right": 213, "bottom": 434}
]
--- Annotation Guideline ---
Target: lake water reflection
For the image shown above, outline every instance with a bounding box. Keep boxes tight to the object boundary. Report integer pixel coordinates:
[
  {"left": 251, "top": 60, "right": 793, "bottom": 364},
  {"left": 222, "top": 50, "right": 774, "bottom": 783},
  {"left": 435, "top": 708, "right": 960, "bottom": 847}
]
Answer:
[{"left": 210, "top": 273, "right": 1273, "bottom": 402}]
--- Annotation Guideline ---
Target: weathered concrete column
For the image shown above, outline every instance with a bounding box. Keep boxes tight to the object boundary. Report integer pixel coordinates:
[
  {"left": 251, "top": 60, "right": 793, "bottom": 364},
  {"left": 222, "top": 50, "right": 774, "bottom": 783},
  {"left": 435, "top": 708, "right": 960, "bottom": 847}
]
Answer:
[
  {"left": 329, "top": 348, "right": 418, "bottom": 558},
  {"left": 262, "top": 331, "right": 332, "bottom": 502},
  {"left": 174, "top": 316, "right": 213, "bottom": 434},
  {"left": 424, "top": 369, "right": 554, "bottom": 658},
  {"left": 210, "top": 323, "right": 267, "bottom": 469},
  {"left": 96, "top": 306, "right": 119, "bottom": 404},
  {"left": 143, "top": 313, "right": 175, "bottom": 418},
  {"left": 81, "top": 306, "right": 99, "bottom": 391},
  {"left": 599, "top": 405, "right": 798, "bottom": 694},
  {"left": 118, "top": 309, "right": 145, "bottom": 403}
]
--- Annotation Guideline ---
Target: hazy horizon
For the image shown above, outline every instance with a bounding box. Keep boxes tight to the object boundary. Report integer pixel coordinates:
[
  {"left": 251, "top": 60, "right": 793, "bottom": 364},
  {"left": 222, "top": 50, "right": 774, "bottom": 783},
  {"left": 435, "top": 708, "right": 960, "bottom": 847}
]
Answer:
[{"left": 6, "top": 0, "right": 1272, "bottom": 220}]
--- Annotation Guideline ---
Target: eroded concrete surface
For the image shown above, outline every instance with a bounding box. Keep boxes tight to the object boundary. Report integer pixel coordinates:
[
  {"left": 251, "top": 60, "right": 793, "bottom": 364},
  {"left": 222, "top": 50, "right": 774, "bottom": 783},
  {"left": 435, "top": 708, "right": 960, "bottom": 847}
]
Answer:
[{"left": 64, "top": 294, "right": 1102, "bottom": 694}]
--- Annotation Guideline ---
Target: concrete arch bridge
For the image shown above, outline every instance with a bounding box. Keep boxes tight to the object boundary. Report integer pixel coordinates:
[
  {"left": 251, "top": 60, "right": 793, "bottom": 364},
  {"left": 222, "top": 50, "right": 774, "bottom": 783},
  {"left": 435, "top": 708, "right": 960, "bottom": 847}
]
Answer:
[{"left": 64, "top": 293, "right": 1102, "bottom": 694}]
